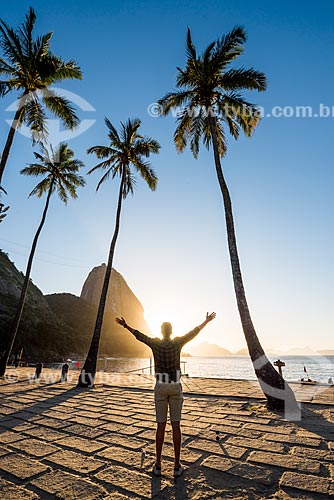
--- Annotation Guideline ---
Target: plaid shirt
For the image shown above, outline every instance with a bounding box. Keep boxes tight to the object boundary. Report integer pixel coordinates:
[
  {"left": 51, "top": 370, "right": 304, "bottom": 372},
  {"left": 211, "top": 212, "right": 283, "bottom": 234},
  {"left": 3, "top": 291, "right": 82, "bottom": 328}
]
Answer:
[{"left": 133, "top": 327, "right": 200, "bottom": 382}]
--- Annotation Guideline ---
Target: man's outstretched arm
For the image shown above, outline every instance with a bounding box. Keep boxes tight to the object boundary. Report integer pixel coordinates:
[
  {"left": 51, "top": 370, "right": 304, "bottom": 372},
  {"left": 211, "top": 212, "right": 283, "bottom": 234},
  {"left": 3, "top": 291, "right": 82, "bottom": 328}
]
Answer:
[
  {"left": 179, "top": 312, "right": 216, "bottom": 347},
  {"left": 115, "top": 317, "right": 155, "bottom": 347}
]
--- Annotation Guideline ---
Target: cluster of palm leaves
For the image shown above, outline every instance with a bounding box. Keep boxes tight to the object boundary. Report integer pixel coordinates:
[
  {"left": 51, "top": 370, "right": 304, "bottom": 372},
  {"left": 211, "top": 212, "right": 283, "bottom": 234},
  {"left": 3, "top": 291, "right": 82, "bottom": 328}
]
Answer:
[{"left": 0, "top": 8, "right": 297, "bottom": 410}]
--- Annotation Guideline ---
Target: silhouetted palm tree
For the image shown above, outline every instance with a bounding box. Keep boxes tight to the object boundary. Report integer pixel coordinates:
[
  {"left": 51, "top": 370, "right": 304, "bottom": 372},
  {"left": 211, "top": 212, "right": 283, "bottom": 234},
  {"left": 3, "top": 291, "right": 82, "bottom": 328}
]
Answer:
[
  {"left": 78, "top": 118, "right": 160, "bottom": 387},
  {"left": 0, "top": 186, "right": 9, "bottom": 223},
  {"left": 158, "top": 27, "right": 297, "bottom": 410},
  {"left": 0, "top": 143, "right": 85, "bottom": 376},
  {"left": 0, "top": 7, "right": 82, "bottom": 186}
]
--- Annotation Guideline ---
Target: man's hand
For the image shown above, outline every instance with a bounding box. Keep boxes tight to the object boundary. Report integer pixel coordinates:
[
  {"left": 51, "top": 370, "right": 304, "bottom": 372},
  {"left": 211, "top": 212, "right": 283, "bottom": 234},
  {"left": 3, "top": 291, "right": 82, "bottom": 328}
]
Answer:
[
  {"left": 116, "top": 317, "right": 127, "bottom": 328},
  {"left": 205, "top": 312, "right": 216, "bottom": 324}
]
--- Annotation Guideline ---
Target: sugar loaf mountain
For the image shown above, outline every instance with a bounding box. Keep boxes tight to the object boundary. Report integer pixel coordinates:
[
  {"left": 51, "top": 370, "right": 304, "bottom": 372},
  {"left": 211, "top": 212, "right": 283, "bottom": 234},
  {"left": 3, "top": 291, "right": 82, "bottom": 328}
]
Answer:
[{"left": 0, "top": 250, "right": 150, "bottom": 361}]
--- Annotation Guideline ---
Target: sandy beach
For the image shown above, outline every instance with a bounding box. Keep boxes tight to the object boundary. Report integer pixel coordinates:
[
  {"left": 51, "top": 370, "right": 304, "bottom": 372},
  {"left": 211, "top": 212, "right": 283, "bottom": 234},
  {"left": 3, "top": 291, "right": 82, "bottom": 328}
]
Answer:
[{"left": 0, "top": 367, "right": 333, "bottom": 499}]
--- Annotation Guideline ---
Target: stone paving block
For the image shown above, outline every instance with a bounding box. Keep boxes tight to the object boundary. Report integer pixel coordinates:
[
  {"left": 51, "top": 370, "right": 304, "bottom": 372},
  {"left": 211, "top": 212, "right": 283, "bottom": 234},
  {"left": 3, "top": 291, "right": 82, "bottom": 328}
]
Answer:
[
  {"left": 181, "top": 426, "right": 203, "bottom": 437},
  {"left": 330, "top": 464, "right": 334, "bottom": 479},
  {"left": 97, "top": 444, "right": 146, "bottom": 467},
  {"left": 100, "top": 421, "right": 124, "bottom": 432},
  {"left": 280, "top": 471, "right": 334, "bottom": 495},
  {"left": 223, "top": 415, "right": 272, "bottom": 425},
  {"left": 68, "top": 416, "right": 106, "bottom": 427},
  {"left": 198, "top": 416, "right": 231, "bottom": 425},
  {"left": 8, "top": 421, "right": 36, "bottom": 432},
  {"left": 42, "top": 410, "right": 74, "bottom": 420},
  {"left": 23, "top": 426, "right": 68, "bottom": 442},
  {"left": 29, "top": 416, "right": 70, "bottom": 429},
  {"left": 0, "top": 406, "right": 16, "bottom": 415},
  {"left": 65, "top": 423, "right": 107, "bottom": 438},
  {"left": 187, "top": 438, "right": 247, "bottom": 459},
  {"left": 248, "top": 450, "right": 320, "bottom": 473},
  {"left": 117, "top": 424, "right": 145, "bottom": 436},
  {"left": 101, "top": 415, "right": 138, "bottom": 426},
  {"left": 146, "top": 443, "right": 202, "bottom": 464},
  {"left": 45, "top": 448, "right": 106, "bottom": 473},
  {"left": 0, "top": 430, "right": 25, "bottom": 444},
  {"left": 132, "top": 413, "right": 156, "bottom": 422},
  {"left": 98, "top": 433, "right": 146, "bottom": 450},
  {"left": 56, "top": 435, "right": 106, "bottom": 453},
  {"left": 103, "top": 493, "right": 141, "bottom": 500},
  {"left": 9, "top": 438, "right": 59, "bottom": 457},
  {"left": 103, "top": 408, "right": 136, "bottom": 417},
  {"left": 137, "top": 429, "right": 173, "bottom": 444},
  {"left": 74, "top": 411, "right": 108, "bottom": 419},
  {"left": 244, "top": 423, "right": 294, "bottom": 435},
  {"left": 263, "top": 432, "right": 321, "bottom": 447},
  {"left": 202, "top": 454, "right": 276, "bottom": 485},
  {"left": 95, "top": 464, "right": 161, "bottom": 497},
  {"left": 226, "top": 436, "right": 285, "bottom": 453},
  {"left": 31, "top": 469, "right": 108, "bottom": 499},
  {"left": 291, "top": 446, "right": 334, "bottom": 461},
  {"left": 205, "top": 423, "right": 261, "bottom": 440},
  {"left": 182, "top": 419, "right": 210, "bottom": 429},
  {"left": 0, "top": 452, "right": 49, "bottom": 479},
  {"left": 0, "top": 478, "right": 39, "bottom": 499},
  {"left": 215, "top": 419, "right": 242, "bottom": 428}
]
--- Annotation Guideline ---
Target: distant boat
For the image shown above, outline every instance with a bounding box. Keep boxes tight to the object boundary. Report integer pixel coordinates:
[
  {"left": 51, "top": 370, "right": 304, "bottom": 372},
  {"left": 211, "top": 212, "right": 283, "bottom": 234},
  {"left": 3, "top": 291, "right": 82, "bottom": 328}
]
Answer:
[
  {"left": 300, "top": 364, "right": 318, "bottom": 385},
  {"left": 300, "top": 378, "right": 318, "bottom": 385}
]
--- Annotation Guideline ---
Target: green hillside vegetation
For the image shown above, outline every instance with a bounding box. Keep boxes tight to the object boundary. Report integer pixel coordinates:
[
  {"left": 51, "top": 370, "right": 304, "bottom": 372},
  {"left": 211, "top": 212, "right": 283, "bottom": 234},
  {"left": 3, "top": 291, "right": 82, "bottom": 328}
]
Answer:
[
  {"left": 0, "top": 251, "right": 149, "bottom": 361},
  {"left": 46, "top": 293, "right": 150, "bottom": 358}
]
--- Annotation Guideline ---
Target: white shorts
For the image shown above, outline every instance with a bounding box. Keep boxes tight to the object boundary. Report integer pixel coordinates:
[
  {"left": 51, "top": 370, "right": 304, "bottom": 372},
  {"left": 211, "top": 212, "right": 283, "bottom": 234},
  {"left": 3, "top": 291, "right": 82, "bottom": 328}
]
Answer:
[{"left": 154, "top": 382, "right": 184, "bottom": 423}]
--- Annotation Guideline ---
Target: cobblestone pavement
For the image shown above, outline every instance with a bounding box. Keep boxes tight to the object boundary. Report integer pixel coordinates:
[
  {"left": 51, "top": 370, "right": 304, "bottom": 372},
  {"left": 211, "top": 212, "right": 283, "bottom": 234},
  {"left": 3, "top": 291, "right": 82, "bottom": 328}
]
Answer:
[{"left": 0, "top": 369, "right": 333, "bottom": 499}]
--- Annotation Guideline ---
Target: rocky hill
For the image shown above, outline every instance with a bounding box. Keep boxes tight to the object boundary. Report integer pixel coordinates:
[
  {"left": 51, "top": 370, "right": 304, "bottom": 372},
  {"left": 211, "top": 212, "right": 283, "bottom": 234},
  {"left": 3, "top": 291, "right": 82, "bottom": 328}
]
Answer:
[
  {"left": 81, "top": 264, "right": 149, "bottom": 334},
  {"left": 0, "top": 250, "right": 74, "bottom": 361},
  {"left": 0, "top": 251, "right": 150, "bottom": 361}
]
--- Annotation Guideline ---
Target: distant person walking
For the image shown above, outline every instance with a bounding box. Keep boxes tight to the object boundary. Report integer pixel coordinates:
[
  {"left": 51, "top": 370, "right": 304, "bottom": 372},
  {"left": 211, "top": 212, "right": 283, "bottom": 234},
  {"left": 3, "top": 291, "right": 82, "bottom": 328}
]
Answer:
[
  {"left": 34, "top": 361, "right": 43, "bottom": 380},
  {"left": 60, "top": 362, "right": 69, "bottom": 382},
  {"left": 116, "top": 312, "right": 216, "bottom": 477}
]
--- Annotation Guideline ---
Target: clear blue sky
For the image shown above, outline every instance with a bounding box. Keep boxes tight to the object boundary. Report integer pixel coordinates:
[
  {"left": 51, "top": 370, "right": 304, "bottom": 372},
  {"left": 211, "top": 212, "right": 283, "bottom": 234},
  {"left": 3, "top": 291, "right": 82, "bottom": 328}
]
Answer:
[{"left": 0, "top": 0, "right": 333, "bottom": 352}]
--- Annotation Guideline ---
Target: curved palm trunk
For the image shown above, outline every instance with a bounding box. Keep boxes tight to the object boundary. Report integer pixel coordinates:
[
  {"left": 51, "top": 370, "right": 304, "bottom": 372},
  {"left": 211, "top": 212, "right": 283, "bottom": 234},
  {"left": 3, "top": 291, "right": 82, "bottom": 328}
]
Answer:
[
  {"left": 78, "top": 171, "right": 125, "bottom": 388},
  {"left": 208, "top": 116, "right": 298, "bottom": 412},
  {"left": 0, "top": 106, "right": 24, "bottom": 186},
  {"left": 0, "top": 180, "right": 54, "bottom": 376}
]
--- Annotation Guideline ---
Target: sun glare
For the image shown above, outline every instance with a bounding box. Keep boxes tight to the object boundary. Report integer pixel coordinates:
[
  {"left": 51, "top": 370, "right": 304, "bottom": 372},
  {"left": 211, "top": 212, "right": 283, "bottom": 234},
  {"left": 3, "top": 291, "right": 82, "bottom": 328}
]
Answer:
[{"left": 144, "top": 311, "right": 187, "bottom": 338}]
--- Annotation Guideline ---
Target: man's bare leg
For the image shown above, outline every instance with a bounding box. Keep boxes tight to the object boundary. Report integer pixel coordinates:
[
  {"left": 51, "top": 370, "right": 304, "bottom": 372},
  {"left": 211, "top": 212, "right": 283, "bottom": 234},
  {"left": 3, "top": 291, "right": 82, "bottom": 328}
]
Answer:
[
  {"left": 171, "top": 421, "right": 181, "bottom": 466},
  {"left": 155, "top": 421, "right": 166, "bottom": 466}
]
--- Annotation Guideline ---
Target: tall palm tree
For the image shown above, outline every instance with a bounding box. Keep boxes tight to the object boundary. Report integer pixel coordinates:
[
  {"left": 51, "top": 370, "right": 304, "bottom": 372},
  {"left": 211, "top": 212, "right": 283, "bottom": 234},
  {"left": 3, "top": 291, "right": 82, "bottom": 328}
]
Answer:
[
  {"left": 0, "top": 186, "right": 9, "bottom": 222},
  {"left": 78, "top": 117, "right": 160, "bottom": 387},
  {"left": 0, "top": 143, "right": 85, "bottom": 376},
  {"left": 0, "top": 7, "right": 82, "bottom": 186},
  {"left": 158, "top": 28, "right": 297, "bottom": 411}
]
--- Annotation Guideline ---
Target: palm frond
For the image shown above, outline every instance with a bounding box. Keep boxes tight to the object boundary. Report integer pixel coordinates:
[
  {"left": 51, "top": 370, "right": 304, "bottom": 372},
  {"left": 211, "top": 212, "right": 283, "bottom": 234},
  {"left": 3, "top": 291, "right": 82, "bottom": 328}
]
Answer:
[
  {"left": 24, "top": 96, "right": 48, "bottom": 142},
  {"left": 174, "top": 108, "right": 193, "bottom": 153},
  {"left": 185, "top": 27, "right": 197, "bottom": 60},
  {"left": 133, "top": 138, "right": 160, "bottom": 157},
  {"left": 131, "top": 158, "right": 158, "bottom": 191},
  {"left": 47, "top": 56, "right": 82, "bottom": 82},
  {"left": 220, "top": 67, "right": 267, "bottom": 92},
  {"left": 213, "top": 26, "right": 246, "bottom": 67},
  {"left": 28, "top": 177, "right": 52, "bottom": 198},
  {"left": 42, "top": 90, "right": 79, "bottom": 129},
  {"left": 158, "top": 90, "right": 192, "bottom": 116},
  {"left": 18, "top": 7, "right": 37, "bottom": 57},
  {"left": 87, "top": 145, "right": 117, "bottom": 159}
]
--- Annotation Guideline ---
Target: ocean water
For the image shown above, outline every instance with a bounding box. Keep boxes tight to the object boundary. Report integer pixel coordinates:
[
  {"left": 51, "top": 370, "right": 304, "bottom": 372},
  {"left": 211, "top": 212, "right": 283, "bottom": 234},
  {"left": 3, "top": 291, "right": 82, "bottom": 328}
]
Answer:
[{"left": 100, "top": 355, "right": 334, "bottom": 384}]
